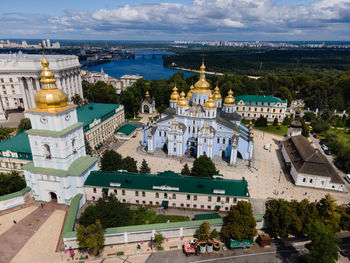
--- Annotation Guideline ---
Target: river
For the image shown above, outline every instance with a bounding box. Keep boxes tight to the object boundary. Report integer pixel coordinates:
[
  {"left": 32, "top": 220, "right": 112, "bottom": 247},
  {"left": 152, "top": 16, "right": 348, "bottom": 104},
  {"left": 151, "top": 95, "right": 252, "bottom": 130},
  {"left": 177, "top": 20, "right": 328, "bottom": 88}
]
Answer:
[{"left": 88, "top": 49, "right": 190, "bottom": 80}]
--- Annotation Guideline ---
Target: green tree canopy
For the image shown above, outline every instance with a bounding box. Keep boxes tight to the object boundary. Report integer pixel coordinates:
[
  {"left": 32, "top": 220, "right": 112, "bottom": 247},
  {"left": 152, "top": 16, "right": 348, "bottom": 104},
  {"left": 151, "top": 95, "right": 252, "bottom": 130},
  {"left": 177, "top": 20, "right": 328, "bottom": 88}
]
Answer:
[
  {"left": 17, "top": 118, "right": 31, "bottom": 132},
  {"left": 100, "top": 150, "right": 123, "bottom": 172},
  {"left": 317, "top": 194, "right": 341, "bottom": 231},
  {"left": 77, "top": 220, "right": 105, "bottom": 255},
  {"left": 139, "top": 159, "right": 151, "bottom": 174},
  {"left": 198, "top": 221, "right": 211, "bottom": 240},
  {"left": 154, "top": 232, "right": 165, "bottom": 249},
  {"left": 191, "top": 155, "right": 219, "bottom": 178},
  {"left": 181, "top": 163, "right": 191, "bottom": 176},
  {"left": 71, "top": 93, "right": 83, "bottom": 106},
  {"left": 121, "top": 156, "right": 138, "bottom": 173},
  {"left": 0, "top": 171, "right": 26, "bottom": 196},
  {"left": 222, "top": 201, "right": 257, "bottom": 241},
  {"left": 305, "top": 221, "right": 339, "bottom": 263}
]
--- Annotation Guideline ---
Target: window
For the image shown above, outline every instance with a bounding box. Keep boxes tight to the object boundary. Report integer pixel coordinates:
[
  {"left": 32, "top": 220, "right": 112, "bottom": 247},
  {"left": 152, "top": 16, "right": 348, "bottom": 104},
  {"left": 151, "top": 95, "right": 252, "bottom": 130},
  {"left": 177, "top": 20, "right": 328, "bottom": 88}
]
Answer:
[
  {"left": 255, "top": 108, "right": 257, "bottom": 111},
  {"left": 172, "top": 193, "right": 176, "bottom": 199},
  {"left": 207, "top": 205, "right": 211, "bottom": 209},
  {"left": 43, "top": 144, "right": 51, "bottom": 159},
  {"left": 114, "top": 189, "right": 117, "bottom": 194},
  {"left": 204, "top": 139, "right": 206, "bottom": 143},
  {"left": 135, "top": 191, "right": 139, "bottom": 197},
  {"left": 273, "top": 109, "right": 275, "bottom": 112},
  {"left": 164, "top": 132, "right": 167, "bottom": 137},
  {"left": 136, "top": 200, "right": 139, "bottom": 203},
  {"left": 142, "top": 201, "right": 146, "bottom": 204},
  {"left": 122, "top": 199, "right": 126, "bottom": 202},
  {"left": 208, "top": 196, "right": 212, "bottom": 202},
  {"left": 217, "top": 197, "right": 221, "bottom": 202},
  {"left": 156, "top": 202, "right": 159, "bottom": 205},
  {"left": 174, "top": 135, "right": 176, "bottom": 139},
  {"left": 186, "top": 204, "right": 190, "bottom": 208},
  {"left": 194, "top": 195, "right": 197, "bottom": 201},
  {"left": 172, "top": 203, "right": 176, "bottom": 207},
  {"left": 93, "top": 188, "right": 96, "bottom": 193},
  {"left": 233, "top": 198, "right": 237, "bottom": 203},
  {"left": 226, "top": 197, "right": 229, "bottom": 203},
  {"left": 159, "top": 131, "right": 161, "bottom": 136},
  {"left": 156, "top": 193, "right": 159, "bottom": 198},
  {"left": 187, "top": 195, "right": 190, "bottom": 200},
  {"left": 229, "top": 139, "right": 231, "bottom": 145},
  {"left": 174, "top": 148, "right": 176, "bottom": 152},
  {"left": 193, "top": 204, "right": 197, "bottom": 208},
  {"left": 150, "top": 201, "right": 153, "bottom": 205},
  {"left": 310, "top": 179, "right": 313, "bottom": 183},
  {"left": 225, "top": 207, "right": 229, "bottom": 211},
  {"left": 193, "top": 120, "right": 195, "bottom": 125},
  {"left": 164, "top": 193, "right": 168, "bottom": 198},
  {"left": 122, "top": 190, "right": 125, "bottom": 196},
  {"left": 223, "top": 138, "right": 225, "bottom": 144},
  {"left": 181, "top": 203, "right": 184, "bottom": 207},
  {"left": 201, "top": 205, "right": 204, "bottom": 209},
  {"left": 142, "top": 191, "right": 146, "bottom": 197},
  {"left": 217, "top": 138, "right": 220, "bottom": 143},
  {"left": 92, "top": 196, "right": 95, "bottom": 200}
]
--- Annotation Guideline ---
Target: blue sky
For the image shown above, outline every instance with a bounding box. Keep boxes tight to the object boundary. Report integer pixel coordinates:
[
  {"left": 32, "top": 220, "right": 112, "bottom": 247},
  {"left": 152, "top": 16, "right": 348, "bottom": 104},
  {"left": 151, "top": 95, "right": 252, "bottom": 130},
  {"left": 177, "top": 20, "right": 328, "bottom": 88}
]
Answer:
[{"left": 1, "top": 0, "right": 350, "bottom": 41}]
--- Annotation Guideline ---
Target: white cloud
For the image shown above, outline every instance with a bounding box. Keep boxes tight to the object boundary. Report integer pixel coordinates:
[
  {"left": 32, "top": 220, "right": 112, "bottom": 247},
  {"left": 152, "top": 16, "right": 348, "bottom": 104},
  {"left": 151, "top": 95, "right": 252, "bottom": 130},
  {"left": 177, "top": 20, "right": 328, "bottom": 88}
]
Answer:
[{"left": 1, "top": 0, "right": 350, "bottom": 40}]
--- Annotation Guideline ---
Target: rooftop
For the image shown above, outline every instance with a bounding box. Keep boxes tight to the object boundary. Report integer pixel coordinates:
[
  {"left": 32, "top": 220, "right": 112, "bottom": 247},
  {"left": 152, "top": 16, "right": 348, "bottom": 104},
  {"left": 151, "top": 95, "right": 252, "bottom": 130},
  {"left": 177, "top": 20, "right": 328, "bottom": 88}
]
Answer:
[
  {"left": 115, "top": 123, "right": 137, "bottom": 135},
  {"left": 0, "top": 132, "right": 31, "bottom": 154},
  {"left": 77, "top": 103, "right": 121, "bottom": 130},
  {"left": 235, "top": 95, "right": 287, "bottom": 104},
  {"left": 85, "top": 170, "right": 250, "bottom": 197}
]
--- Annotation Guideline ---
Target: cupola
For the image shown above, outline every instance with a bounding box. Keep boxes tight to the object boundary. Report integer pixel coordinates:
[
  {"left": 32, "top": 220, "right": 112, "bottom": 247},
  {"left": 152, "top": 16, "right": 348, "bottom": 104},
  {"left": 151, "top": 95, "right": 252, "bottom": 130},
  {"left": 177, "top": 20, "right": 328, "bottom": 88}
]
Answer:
[{"left": 224, "top": 90, "right": 235, "bottom": 106}]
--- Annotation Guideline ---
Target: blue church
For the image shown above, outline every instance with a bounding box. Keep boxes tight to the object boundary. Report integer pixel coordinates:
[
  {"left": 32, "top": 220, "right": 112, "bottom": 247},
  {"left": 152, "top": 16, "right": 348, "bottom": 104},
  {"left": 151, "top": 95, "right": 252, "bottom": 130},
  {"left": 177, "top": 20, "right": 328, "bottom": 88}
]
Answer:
[{"left": 142, "top": 61, "right": 253, "bottom": 165}]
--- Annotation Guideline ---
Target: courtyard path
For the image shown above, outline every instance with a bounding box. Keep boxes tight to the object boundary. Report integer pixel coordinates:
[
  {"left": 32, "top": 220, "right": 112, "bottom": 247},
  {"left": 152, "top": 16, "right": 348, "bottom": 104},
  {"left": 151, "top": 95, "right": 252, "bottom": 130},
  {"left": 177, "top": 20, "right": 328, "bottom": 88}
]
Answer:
[{"left": 0, "top": 206, "right": 37, "bottom": 236}]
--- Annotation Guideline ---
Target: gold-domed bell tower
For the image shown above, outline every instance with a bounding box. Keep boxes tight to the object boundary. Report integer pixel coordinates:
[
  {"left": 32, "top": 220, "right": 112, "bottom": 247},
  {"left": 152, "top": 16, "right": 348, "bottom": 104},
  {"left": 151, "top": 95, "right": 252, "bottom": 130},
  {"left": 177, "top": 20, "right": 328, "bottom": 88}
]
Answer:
[
  {"left": 203, "top": 93, "right": 217, "bottom": 118},
  {"left": 223, "top": 89, "right": 236, "bottom": 113},
  {"left": 169, "top": 84, "right": 180, "bottom": 108},
  {"left": 213, "top": 84, "right": 222, "bottom": 108}
]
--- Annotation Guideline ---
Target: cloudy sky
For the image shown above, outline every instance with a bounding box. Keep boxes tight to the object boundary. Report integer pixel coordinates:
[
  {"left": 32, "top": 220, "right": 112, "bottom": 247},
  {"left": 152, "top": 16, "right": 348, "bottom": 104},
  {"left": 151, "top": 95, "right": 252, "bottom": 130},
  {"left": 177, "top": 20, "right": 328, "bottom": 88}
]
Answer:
[{"left": 1, "top": 0, "right": 350, "bottom": 41}]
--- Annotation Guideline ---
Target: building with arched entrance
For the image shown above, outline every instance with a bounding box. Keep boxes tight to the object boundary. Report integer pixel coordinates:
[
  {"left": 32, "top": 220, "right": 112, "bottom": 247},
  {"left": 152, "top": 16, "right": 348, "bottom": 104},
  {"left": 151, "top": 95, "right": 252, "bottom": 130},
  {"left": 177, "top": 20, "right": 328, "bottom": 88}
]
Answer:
[
  {"left": 142, "top": 61, "right": 253, "bottom": 165},
  {"left": 23, "top": 55, "right": 98, "bottom": 205},
  {"left": 141, "top": 91, "right": 156, "bottom": 114}
]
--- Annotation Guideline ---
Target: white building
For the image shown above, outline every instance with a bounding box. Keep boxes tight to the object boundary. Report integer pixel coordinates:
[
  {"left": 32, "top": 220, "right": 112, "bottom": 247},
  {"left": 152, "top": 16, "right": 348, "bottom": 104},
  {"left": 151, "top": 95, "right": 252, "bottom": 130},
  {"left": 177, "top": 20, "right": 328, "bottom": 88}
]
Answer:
[
  {"left": 0, "top": 53, "right": 83, "bottom": 120},
  {"left": 23, "top": 55, "right": 97, "bottom": 205},
  {"left": 120, "top": 74, "right": 143, "bottom": 89},
  {"left": 281, "top": 135, "right": 344, "bottom": 192}
]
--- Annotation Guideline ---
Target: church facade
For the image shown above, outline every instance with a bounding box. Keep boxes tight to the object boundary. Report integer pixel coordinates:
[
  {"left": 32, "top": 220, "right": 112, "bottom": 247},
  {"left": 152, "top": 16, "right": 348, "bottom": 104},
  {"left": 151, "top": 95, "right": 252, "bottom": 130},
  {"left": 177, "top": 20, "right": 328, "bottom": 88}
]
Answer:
[
  {"left": 142, "top": 62, "right": 253, "bottom": 164},
  {"left": 23, "top": 56, "right": 98, "bottom": 205}
]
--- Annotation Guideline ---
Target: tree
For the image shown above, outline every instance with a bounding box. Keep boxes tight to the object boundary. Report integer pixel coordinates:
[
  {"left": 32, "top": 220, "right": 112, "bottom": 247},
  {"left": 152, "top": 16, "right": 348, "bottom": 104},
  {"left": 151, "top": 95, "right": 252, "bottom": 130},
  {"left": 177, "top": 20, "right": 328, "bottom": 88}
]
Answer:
[
  {"left": 181, "top": 163, "right": 191, "bottom": 176},
  {"left": 301, "top": 119, "right": 309, "bottom": 137},
  {"left": 139, "top": 159, "right": 151, "bottom": 174},
  {"left": 0, "top": 171, "right": 26, "bottom": 196},
  {"left": 84, "top": 136, "right": 93, "bottom": 155},
  {"left": 210, "top": 229, "right": 219, "bottom": 239},
  {"left": 121, "top": 156, "right": 138, "bottom": 173},
  {"left": 17, "top": 118, "right": 31, "bottom": 131},
  {"left": 310, "top": 118, "right": 330, "bottom": 133},
  {"left": 303, "top": 112, "right": 317, "bottom": 122},
  {"left": 154, "top": 232, "right": 165, "bottom": 250},
  {"left": 255, "top": 116, "right": 267, "bottom": 127},
  {"left": 0, "top": 127, "right": 15, "bottom": 141},
  {"left": 77, "top": 220, "right": 105, "bottom": 255},
  {"left": 71, "top": 93, "right": 83, "bottom": 106},
  {"left": 198, "top": 221, "right": 210, "bottom": 240},
  {"left": 100, "top": 150, "right": 122, "bottom": 172},
  {"left": 297, "top": 199, "right": 318, "bottom": 235},
  {"left": 273, "top": 117, "right": 278, "bottom": 127},
  {"left": 317, "top": 194, "right": 341, "bottom": 231},
  {"left": 222, "top": 201, "right": 257, "bottom": 241},
  {"left": 339, "top": 204, "right": 350, "bottom": 231},
  {"left": 191, "top": 155, "right": 219, "bottom": 178},
  {"left": 305, "top": 221, "right": 339, "bottom": 263}
]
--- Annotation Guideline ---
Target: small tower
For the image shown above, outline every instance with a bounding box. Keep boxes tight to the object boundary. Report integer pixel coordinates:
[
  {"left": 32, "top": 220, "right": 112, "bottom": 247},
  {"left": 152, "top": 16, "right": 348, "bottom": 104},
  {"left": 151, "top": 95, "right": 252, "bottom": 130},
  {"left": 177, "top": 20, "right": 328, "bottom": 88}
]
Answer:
[
  {"left": 141, "top": 90, "right": 155, "bottom": 114},
  {"left": 203, "top": 93, "right": 217, "bottom": 118},
  {"left": 223, "top": 90, "right": 236, "bottom": 113},
  {"left": 176, "top": 91, "right": 189, "bottom": 115},
  {"left": 169, "top": 84, "right": 180, "bottom": 108},
  {"left": 186, "top": 84, "right": 194, "bottom": 105},
  {"left": 192, "top": 60, "right": 211, "bottom": 106},
  {"left": 213, "top": 84, "right": 222, "bottom": 108}
]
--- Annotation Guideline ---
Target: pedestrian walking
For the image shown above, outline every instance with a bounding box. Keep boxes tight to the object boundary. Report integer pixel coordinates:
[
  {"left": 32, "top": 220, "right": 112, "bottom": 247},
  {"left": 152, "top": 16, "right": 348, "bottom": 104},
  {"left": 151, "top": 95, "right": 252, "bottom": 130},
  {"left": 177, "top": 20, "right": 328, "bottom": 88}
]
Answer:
[
  {"left": 41, "top": 203, "right": 44, "bottom": 208},
  {"left": 13, "top": 220, "right": 16, "bottom": 224}
]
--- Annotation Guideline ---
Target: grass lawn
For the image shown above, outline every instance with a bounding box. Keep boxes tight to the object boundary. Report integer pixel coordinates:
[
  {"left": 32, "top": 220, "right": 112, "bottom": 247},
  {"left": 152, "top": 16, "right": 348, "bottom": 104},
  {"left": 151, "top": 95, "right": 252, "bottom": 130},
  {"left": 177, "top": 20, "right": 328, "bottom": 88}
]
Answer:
[
  {"left": 128, "top": 116, "right": 142, "bottom": 122},
  {"left": 254, "top": 124, "right": 288, "bottom": 136},
  {"left": 152, "top": 214, "right": 190, "bottom": 224},
  {"left": 323, "top": 127, "right": 350, "bottom": 144}
]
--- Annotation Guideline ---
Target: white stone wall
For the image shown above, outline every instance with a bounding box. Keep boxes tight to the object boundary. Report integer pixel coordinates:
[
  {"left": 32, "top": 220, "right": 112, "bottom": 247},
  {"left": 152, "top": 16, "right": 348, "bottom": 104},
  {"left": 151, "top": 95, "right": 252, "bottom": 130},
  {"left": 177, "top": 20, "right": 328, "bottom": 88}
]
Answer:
[
  {"left": 236, "top": 102, "right": 287, "bottom": 122},
  {"left": 85, "top": 186, "right": 248, "bottom": 212}
]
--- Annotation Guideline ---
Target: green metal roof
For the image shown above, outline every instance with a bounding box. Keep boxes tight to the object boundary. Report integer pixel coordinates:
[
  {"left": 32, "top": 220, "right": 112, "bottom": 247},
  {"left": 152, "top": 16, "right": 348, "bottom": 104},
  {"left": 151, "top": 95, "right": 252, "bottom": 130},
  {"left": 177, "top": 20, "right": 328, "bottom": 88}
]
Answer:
[
  {"left": 84, "top": 170, "right": 250, "bottom": 198},
  {"left": 0, "top": 132, "right": 31, "bottom": 154},
  {"left": 62, "top": 194, "right": 82, "bottom": 237},
  {"left": 77, "top": 103, "right": 120, "bottom": 130},
  {"left": 194, "top": 213, "right": 221, "bottom": 221},
  {"left": 23, "top": 156, "right": 97, "bottom": 176},
  {"left": 0, "top": 186, "right": 31, "bottom": 201},
  {"left": 235, "top": 95, "right": 287, "bottom": 104},
  {"left": 27, "top": 122, "right": 83, "bottom": 137},
  {"left": 115, "top": 123, "right": 137, "bottom": 135}
]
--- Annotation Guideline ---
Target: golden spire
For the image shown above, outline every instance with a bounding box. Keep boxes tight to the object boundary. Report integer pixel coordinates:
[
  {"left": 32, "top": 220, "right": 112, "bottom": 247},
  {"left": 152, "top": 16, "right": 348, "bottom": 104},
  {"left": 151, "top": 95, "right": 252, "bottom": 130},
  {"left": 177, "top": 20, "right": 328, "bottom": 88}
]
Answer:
[
  {"left": 169, "top": 84, "right": 180, "bottom": 102},
  {"left": 145, "top": 90, "right": 150, "bottom": 98},
  {"left": 204, "top": 93, "right": 217, "bottom": 109},
  {"left": 224, "top": 89, "right": 235, "bottom": 106},
  {"left": 186, "top": 84, "right": 194, "bottom": 99},
  {"left": 177, "top": 91, "right": 189, "bottom": 107},
  {"left": 194, "top": 60, "right": 210, "bottom": 93},
  {"left": 34, "top": 55, "right": 68, "bottom": 110},
  {"left": 213, "top": 84, "right": 222, "bottom": 101}
]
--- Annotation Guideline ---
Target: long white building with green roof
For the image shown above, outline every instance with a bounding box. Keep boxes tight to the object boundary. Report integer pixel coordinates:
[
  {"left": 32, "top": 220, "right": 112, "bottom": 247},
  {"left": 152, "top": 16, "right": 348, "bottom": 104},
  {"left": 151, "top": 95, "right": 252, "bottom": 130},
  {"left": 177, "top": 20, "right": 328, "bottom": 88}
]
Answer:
[
  {"left": 84, "top": 170, "right": 250, "bottom": 212},
  {"left": 235, "top": 95, "right": 287, "bottom": 122}
]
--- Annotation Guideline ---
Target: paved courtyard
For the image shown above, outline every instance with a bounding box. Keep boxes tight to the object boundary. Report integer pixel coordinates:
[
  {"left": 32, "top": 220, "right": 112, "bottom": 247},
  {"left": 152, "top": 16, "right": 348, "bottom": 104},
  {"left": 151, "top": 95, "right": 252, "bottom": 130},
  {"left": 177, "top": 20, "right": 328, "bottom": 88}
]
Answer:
[{"left": 115, "top": 127, "right": 350, "bottom": 206}]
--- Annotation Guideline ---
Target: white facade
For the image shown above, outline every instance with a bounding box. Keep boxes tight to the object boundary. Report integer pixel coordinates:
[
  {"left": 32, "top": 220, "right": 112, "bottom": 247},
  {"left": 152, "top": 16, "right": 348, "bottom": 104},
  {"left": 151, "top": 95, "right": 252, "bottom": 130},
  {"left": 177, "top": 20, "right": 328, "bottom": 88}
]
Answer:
[{"left": 0, "top": 54, "right": 83, "bottom": 120}]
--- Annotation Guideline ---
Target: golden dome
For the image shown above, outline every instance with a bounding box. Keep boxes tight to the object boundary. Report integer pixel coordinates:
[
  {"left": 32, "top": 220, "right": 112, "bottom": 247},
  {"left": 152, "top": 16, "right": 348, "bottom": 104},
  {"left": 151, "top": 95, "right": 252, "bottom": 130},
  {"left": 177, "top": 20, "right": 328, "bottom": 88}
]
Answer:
[
  {"left": 177, "top": 91, "right": 189, "bottom": 107},
  {"left": 204, "top": 93, "right": 217, "bottom": 109},
  {"left": 186, "top": 85, "right": 194, "bottom": 99},
  {"left": 35, "top": 56, "right": 68, "bottom": 109},
  {"left": 169, "top": 85, "right": 180, "bottom": 102},
  {"left": 194, "top": 60, "right": 211, "bottom": 93},
  {"left": 145, "top": 90, "right": 150, "bottom": 98},
  {"left": 213, "top": 85, "right": 222, "bottom": 101},
  {"left": 224, "top": 90, "right": 235, "bottom": 106}
]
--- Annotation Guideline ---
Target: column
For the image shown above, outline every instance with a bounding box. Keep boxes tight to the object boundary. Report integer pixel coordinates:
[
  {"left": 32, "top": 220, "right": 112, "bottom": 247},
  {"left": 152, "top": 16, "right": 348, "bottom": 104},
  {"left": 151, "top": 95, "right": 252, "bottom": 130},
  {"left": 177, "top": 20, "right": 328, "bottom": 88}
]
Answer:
[
  {"left": 230, "top": 146, "right": 237, "bottom": 165},
  {"left": 26, "top": 78, "right": 35, "bottom": 109},
  {"left": 77, "top": 73, "right": 83, "bottom": 97}
]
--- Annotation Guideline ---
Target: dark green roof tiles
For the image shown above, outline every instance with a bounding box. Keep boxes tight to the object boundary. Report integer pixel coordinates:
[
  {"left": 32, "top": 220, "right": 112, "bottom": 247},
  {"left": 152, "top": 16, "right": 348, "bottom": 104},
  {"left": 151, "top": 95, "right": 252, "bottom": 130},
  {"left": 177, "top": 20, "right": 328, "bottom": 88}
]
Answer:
[
  {"left": 85, "top": 170, "right": 250, "bottom": 198},
  {"left": 235, "top": 95, "right": 287, "bottom": 104},
  {"left": 115, "top": 123, "right": 137, "bottom": 135},
  {"left": 0, "top": 132, "right": 31, "bottom": 158}
]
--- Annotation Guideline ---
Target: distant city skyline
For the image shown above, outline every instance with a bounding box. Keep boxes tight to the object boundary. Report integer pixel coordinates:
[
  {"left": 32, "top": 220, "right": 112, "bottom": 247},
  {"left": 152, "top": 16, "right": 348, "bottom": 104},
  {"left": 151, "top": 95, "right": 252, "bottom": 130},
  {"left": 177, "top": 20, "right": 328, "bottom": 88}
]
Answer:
[{"left": 1, "top": 0, "right": 350, "bottom": 41}]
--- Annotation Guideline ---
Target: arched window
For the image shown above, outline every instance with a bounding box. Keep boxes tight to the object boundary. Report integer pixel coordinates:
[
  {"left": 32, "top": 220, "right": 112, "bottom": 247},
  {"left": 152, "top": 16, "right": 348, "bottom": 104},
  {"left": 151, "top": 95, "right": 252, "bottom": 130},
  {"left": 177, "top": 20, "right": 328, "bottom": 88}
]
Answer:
[
  {"left": 72, "top": 138, "right": 77, "bottom": 154},
  {"left": 43, "top": 144, "right": 51, "bottom": 159}
]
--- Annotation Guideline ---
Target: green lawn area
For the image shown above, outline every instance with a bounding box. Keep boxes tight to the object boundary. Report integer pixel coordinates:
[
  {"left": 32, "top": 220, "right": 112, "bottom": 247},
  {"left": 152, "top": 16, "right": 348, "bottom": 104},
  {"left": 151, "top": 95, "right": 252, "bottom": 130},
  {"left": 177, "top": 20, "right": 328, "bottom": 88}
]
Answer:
[
  {"left": 254, "top": 124, "right": 288, "bottom": 136},
  {"left": 323, "top": 127, "right": 350, "bottom": 144},
  {"left": 128, "top": 116, "right": 142, "bottom": 122}
]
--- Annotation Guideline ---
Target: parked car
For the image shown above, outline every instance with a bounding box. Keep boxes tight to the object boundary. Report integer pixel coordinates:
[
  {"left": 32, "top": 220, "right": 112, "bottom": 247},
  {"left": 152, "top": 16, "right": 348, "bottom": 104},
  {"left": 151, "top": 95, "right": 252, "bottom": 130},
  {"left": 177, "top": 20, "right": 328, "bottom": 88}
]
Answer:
[
  {"left": 313, "top": 134, "right": 319, "bottom": 139},
  {"left": 324, "top": 149, "right": 332, "bottom": 155},
  {"left": 345, "top": 174, "right": 350, "bottom": 184},
  {"left": 321, "top": 145, "right": 328, "bottom": 151}
]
